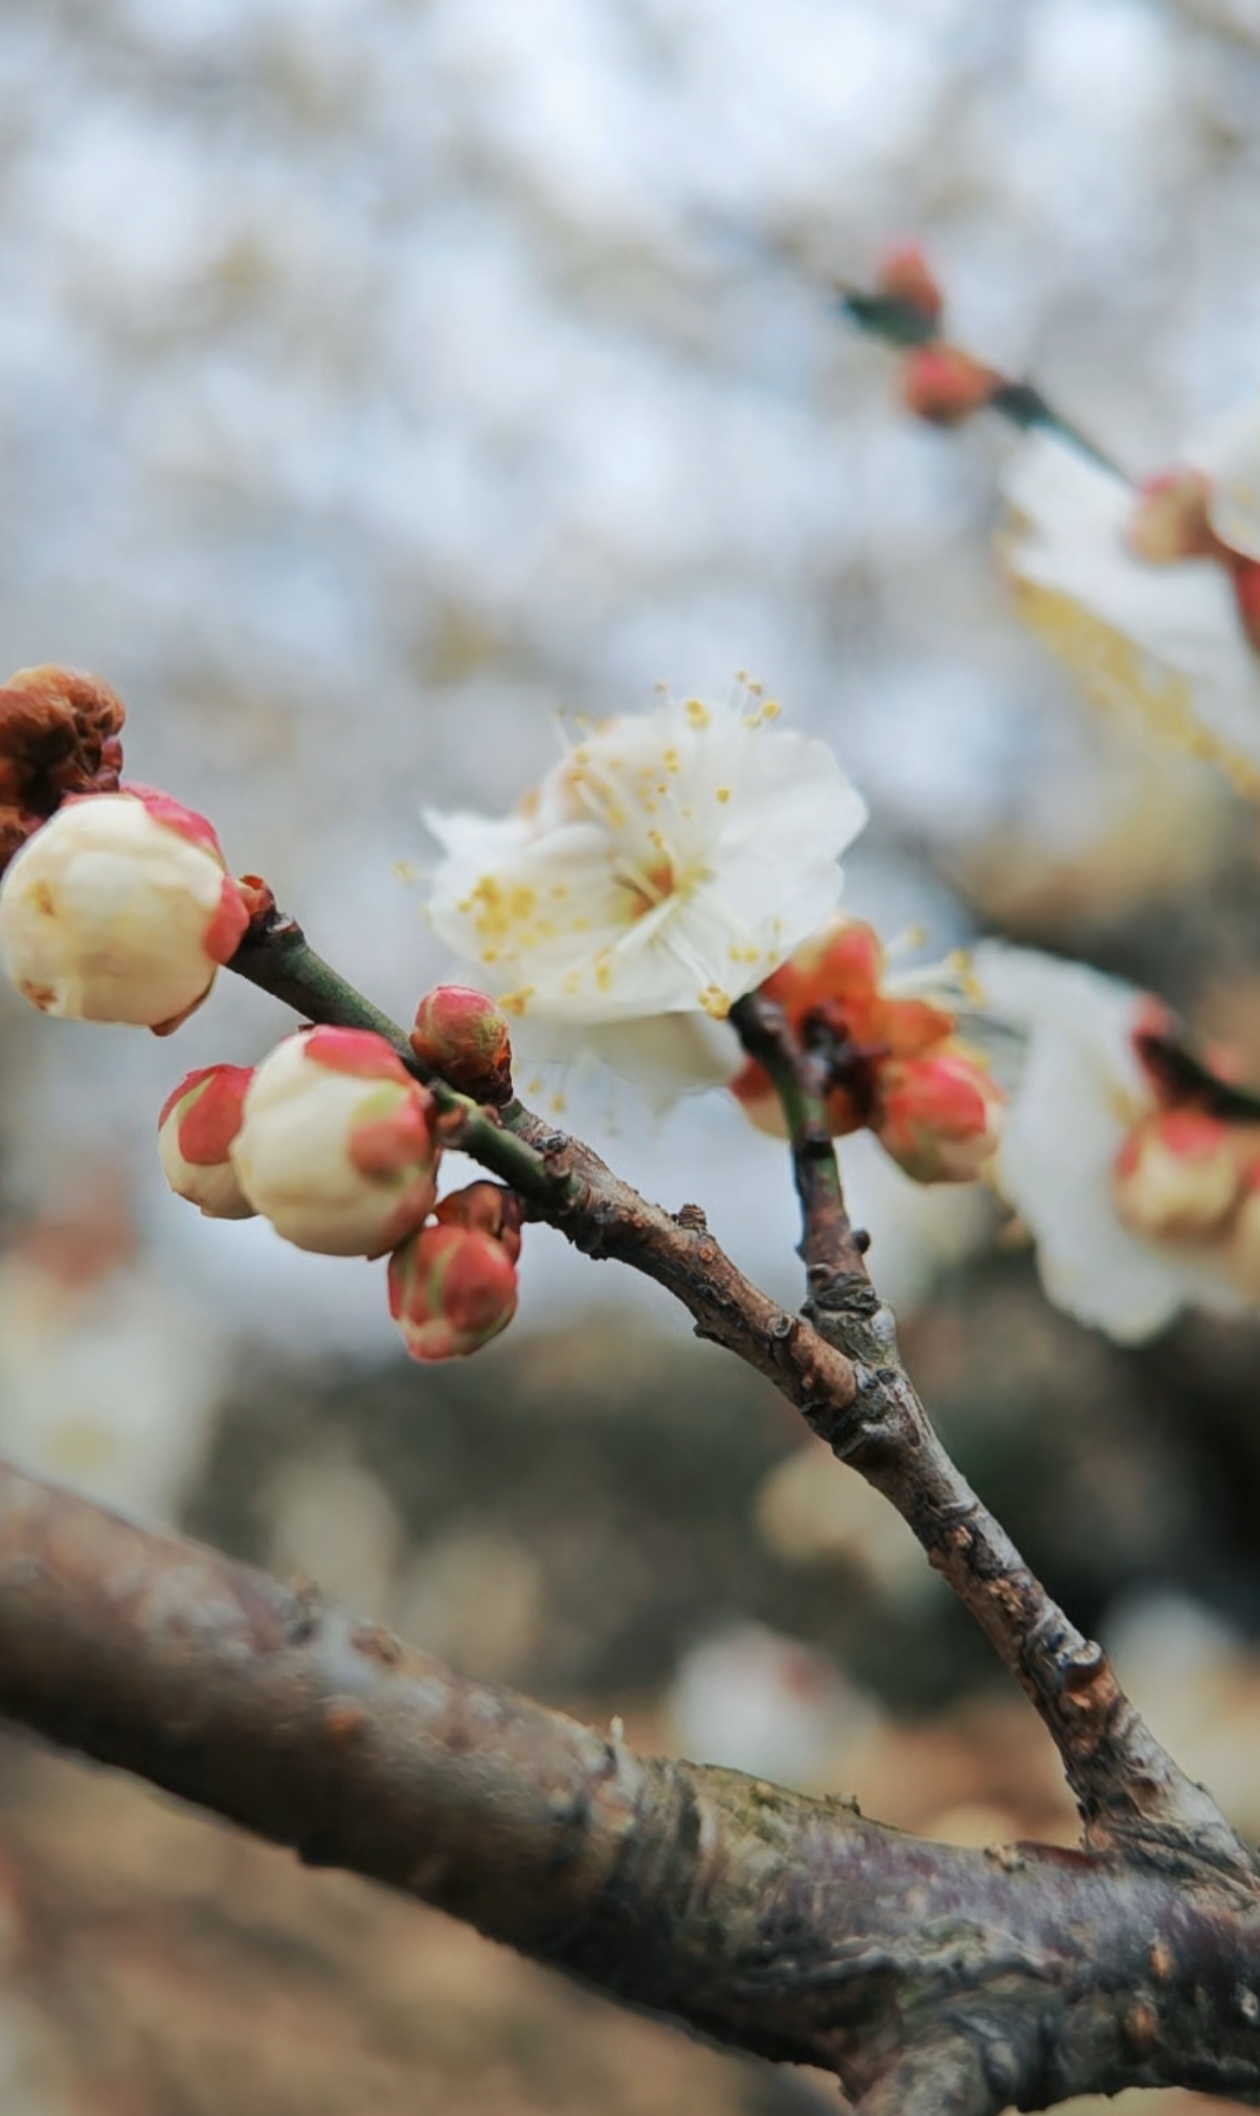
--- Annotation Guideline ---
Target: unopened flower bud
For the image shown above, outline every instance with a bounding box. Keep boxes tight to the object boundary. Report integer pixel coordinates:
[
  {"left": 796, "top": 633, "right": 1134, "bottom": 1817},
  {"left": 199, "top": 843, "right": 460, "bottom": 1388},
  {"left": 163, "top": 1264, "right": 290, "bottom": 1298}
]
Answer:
[
  {"left": 159, "top": 1064, "right": 256, "bottom": 1219},
  {"left": 232, "top": 1027, "right": 439, "bottom": 1257},
  {"left": 1112, "top": 1108, "right": 1243, "bottom": 1242},
  {"left": 875, "top": 244, "right": 944, "bottom": 326},
  {"left": 899, "top": 345, "right": 998, "bottom": 427},
  {"left": 0, "top": 787, "right": 249, "bottom": 1030},
  {"left": 873, "top": 1049, "right": 1004, "bottom": 1183},
  {"left": 435, "top": 1179, "right": 523, "bottom": 1264},
  {"left": 1126, "top": 469, "right": 1216, "bottom": 564},
  {"left": 410, "top": 984, "right": 513, "bottom": 1103},
  {"left": 387, "top": 1221, "right": 519, "bottom": 1361}
]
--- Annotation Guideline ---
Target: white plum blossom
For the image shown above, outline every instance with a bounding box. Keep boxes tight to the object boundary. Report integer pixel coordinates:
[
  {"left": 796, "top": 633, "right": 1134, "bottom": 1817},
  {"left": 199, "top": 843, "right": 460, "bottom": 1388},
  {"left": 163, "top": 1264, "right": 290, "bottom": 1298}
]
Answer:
[
  {"left": 1001, "top": 426, "right": 1260, "bottom": 797},
  {"left": 232, "top": 1027, "right": 440, "bottom": 1258},
  {"left": 972, "top": 941, "right": 1250, "bottom": 1343},
  {"left": 0, "top": 787, "right": 250, "bottom": 1030},
  {"left": 424, "top": 689, "right": 868, "bottom": 1093}
]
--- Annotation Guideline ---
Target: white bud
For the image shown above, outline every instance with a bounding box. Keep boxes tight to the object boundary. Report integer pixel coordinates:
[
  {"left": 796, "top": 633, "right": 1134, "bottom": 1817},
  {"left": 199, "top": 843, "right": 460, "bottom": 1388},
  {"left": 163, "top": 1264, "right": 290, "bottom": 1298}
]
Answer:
[
  {"left": 232, "top": 1026, "right": 440, "bottom": 1257},
  {"left": 159, "top": 1064, "right": 256, "bottom": 1220},
  {"left": 0, "top": 789, "right": 249, "bottom": 1030}
]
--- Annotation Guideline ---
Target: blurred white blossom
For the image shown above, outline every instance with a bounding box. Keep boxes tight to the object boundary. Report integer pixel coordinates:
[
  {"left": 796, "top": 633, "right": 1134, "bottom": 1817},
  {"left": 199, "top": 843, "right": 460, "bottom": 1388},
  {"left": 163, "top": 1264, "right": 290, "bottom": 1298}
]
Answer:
[
  {"left": 974, "top": 942, "right": 1252, "bottom": 1342},
  {"left": 1001, "top": 427, "right": 1260, "bottom": 798},
  {"left": 0, "top": 1196, "right": 225, "bottom": 1526},
  {"left": 665, "top": 1621, "right": 878, "bottom": 1790}
]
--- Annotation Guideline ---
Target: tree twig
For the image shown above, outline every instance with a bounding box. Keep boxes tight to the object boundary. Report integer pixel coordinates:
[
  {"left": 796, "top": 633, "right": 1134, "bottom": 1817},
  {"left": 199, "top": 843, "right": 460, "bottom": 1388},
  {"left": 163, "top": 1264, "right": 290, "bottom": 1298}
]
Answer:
[
  {"left": 729, "top": 988, "right": 872, "bottom": 1292},
  {"left": 725, "top": 989, "right": 1252, "bottom": 1874},
  {"left": 3, "top": 1457, "right": 1260, "bottom": 2114},
  {"left": 837, "top": 283, "right": 1126, "bottom": 476}
]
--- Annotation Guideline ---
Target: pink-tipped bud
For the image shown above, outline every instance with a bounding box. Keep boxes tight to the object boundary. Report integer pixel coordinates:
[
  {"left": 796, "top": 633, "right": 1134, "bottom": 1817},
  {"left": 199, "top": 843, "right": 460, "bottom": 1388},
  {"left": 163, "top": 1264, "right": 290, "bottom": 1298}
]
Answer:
[
  {"left": 387, "top": 1222, "right": 518, "bottom": 1361},
  {"left": 899, "top": 345, "right": 998, "bottom": 427},
  {"left": 231, "top": 1026, "right": 439, "bottom": 1257},
  {"left": 875, "top": 243, "right": 944, "bottom": 325},
  {"left": 1126, "top": 469, "right": 1217, "bottom": 565},
  {"left": 1112, "top": 1108, "right": 1244, "bottom": 1242},
  {"left": 410, "top": 984, "right": 513, "bottom": 1104},
  {"left": 158, "top": 1064, "right": 256, "bottom": 1219},
  {"left": 0, "top": 786, "right": 249, "bottom": 1031},
  {"left": 435, "top": 1180, "right": 523, "bottom": 1264},
  {"left": 872, "top": 1049, "right": 1005, "bottom": 1183}
]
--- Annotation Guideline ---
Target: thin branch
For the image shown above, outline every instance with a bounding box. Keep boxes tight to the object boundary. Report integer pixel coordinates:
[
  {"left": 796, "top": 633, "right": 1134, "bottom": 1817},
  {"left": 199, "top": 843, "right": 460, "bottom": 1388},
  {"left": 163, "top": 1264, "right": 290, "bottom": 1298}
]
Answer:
[
  {"left": 230, "top": 903, "right": 568, "bottom": 1202},
  {"left": 3, "top": 1456, "right": 1260, "bottom": 2114},
  {"left": 725, "top": 993, "right": 1253, "bottom": 1875},
  {"left": 729, "top": 989, "right": 872, "bottom": 1292},
  {"left": 837, "top": 284, "right": 1126, "bottom": 477}
]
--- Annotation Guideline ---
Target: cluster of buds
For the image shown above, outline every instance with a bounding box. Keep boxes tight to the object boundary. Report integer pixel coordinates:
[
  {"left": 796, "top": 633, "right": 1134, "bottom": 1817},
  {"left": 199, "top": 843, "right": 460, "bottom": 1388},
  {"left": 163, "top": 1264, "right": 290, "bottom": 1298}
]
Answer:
[
  {"left": 1125, "top": 448, "right": 1260, "bottom": 653},
  {"left": 0, "top": 674, "right": 525, "bottom": 1365},
  {"left": 730, "top": 919, "right": 1004, "bottom": 1184},
  {"left": 864, "top": 245, "right": 1000, "bottom": 429},
  {"left": 159, "top": 999, "right": 522, "bottom": 1364},
  {"left": 1111, "top": 1028, "right": 1260, "bottom": 1296}
]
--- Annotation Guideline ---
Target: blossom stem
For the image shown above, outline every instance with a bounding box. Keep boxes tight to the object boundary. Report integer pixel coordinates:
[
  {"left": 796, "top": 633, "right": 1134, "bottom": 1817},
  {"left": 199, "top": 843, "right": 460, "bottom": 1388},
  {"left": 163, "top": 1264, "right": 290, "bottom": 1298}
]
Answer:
[
  {"left": 227, "top": 905, "right": 564, "bottom": 1203},
  {"left": 728, "top": 989, "right": 872, "bottom": 1298},
  {"left": 837, "top": 284, "right": 1124, "bottom": 476}
]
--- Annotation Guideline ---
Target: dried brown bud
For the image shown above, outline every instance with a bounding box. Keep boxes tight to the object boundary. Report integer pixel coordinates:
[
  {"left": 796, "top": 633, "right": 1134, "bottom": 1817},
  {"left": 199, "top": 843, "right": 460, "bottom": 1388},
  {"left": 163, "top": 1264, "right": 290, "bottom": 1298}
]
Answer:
[{"left": 0, "top": 665, "right": 126, "bottom": 876}]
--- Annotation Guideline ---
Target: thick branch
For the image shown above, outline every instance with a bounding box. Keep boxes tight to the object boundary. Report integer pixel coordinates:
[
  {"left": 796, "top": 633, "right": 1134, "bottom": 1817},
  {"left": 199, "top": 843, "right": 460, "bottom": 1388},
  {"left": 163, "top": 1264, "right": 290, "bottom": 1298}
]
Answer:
[{"left": 2, "top": 1458, "right": 1260, "bottom": 2113}]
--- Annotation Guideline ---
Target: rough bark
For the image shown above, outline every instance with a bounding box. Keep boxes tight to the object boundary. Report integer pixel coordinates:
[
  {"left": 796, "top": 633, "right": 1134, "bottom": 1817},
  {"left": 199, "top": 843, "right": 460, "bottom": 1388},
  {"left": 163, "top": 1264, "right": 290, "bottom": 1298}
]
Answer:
[{"left": 2, "top": 1458, "right": 1260, "bottom": 2113}]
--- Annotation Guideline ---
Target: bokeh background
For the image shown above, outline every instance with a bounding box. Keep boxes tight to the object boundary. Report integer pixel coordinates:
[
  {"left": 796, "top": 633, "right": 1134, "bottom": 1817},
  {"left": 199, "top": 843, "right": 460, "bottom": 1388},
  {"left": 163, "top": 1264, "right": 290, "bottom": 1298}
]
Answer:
[{"left": 1, "top": 0, "right": 1260, "bottom": 2109}]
